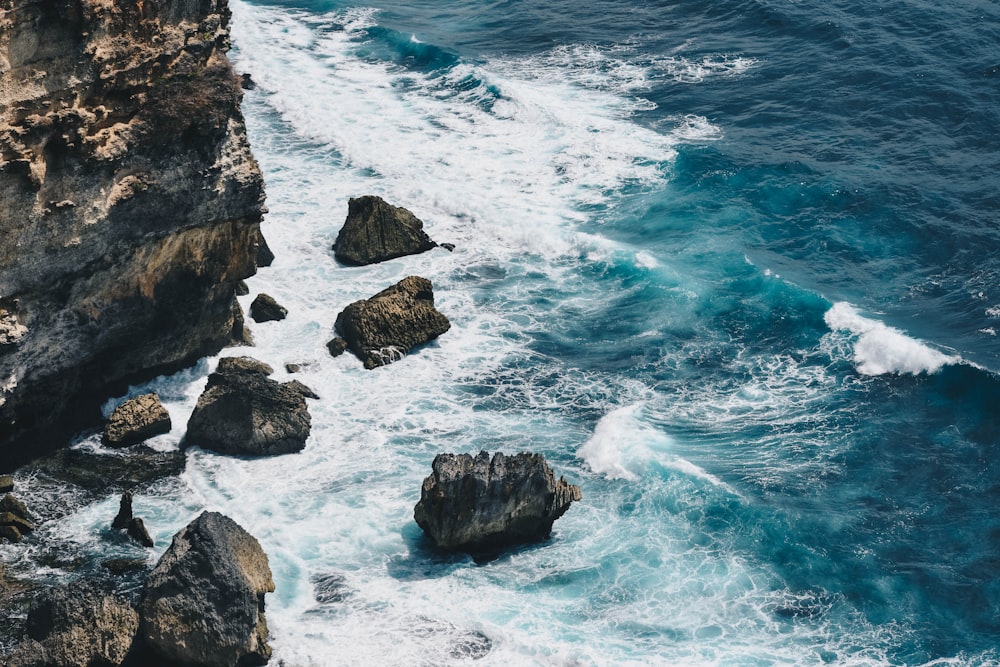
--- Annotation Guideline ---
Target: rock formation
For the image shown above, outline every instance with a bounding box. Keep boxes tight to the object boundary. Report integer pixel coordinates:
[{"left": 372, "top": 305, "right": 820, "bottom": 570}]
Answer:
[
  {"left": 185, "top": 356, "right": 312, "bottom": 456},
  {"left": 0, "top": 0, "right": 267, "bottom": 466},
  {"left": 0, "top": 492, "right": 34, "bottom": 543},
  {"left": 333, "top": 195, "right": 438, "bottom": 265},
  {"left": 414, "top": 451, "right": 582, "bottom": 555},
  {"left": 112, "top": 490, "right": 154, "bottom": 548},
  {"left": 249, "top": 293, "right": 287, "bottom": 323},
  {"left": 335, "top": 276, "right": 450, "bottom": 369},
  {"left": 6, "top": 581, "right": 139, "bottom": 667},
  {"left": 103, "top": 393, "right": 172, "bottom": 448},
  {"left": 0, "top": 474, "right": 13, "bottom": 492},
  {"left": 139, "top": 511, "right": 275, "bottom": 667}
]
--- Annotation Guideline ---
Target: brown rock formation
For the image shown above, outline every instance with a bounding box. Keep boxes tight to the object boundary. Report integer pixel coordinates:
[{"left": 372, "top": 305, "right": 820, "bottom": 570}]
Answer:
[
  {"left": 333, "top": 195, "right": 437, "bottom": 265},
  {"left": 0, "top": 0, "right": 267, "bottom": 465},
  {"left": 103, "top": 393, "right": 172, "bottom": 448}
]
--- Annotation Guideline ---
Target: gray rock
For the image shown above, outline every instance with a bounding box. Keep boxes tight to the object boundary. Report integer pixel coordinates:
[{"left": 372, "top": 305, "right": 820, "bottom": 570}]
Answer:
[
  {"left": 0, "top": 524, "right": 22, "bottom": 543},
  {"left": 285, "top": 380, "right": 319, "bottom": 400},
  {"left": 139, "top": 512, "right": 275, "bottom": 667},
  {"left": 128, "top": 517, "right": 155, "bottom": 549},
  {"left": 112, "top": 491, "right": 134, "bottom": 530},
  {"left": 335, "top": 276, "right": 450, "bottom": 369},
  {"left": 249, "top": 293, "right": 287, "bottom": 323},
  {"left": 255, "top": 233, "right": 275, "bottom": 268},
  {"left": 413, "top": 451, "right": 582, "bottom": 555},
  {"left": 12, "top": 581, "right": 139, "bottom": 667},
  {"left": 0, "top": 511, "right": 35, "bottom": 535},
  {"left": 333, "top": 196, "right": 437, "bottom": 265},
  {"left": 104, "top": 393, "right": 172, "bottom": 448},
  {"left": 185, "top": 358, "right": 311, "bottom": 456}
]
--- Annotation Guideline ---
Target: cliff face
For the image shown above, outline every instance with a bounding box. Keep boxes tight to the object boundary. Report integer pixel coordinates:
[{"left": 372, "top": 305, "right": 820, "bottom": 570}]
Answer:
[{"left": 0, "top": 0, "right": 266, "bottom": 464}]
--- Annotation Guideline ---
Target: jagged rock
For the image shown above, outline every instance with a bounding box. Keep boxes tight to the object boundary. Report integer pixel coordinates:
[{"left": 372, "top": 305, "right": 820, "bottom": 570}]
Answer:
[
  {"left": 326, "top": 337, "right": 348, "bottom": 357},
  {"left": 255, "top": 233, "right": 275, "bottom": 267},
  {"left": 285, "top": 380, "right": 319, "bottom": 400},
  {"left": 102, "top": 558, "right": 150, "bottom": 577},
  {"left": 1, "top": 511, "right": 34, "bottom": 535},
  {"left": 186, "top": 357, "right": 311, "bottom": 456},
  {"left": 0, "top": 474, "right": 13, "bottom": 492},
  {"left": 112, "top": 491, "right": 133, "bottom": 530},
  {"left": 333, "top": 196, "right": 438, "bottom": 265},
  {"left": 241, "top": 73, "right": 257, "bottom": 91},
  {"left": 440, "top": 243, "right": 456, "bottom": 252},
  {"left": 235, "top": 280, "right": 250, "bottom": 296},
  {"left": 0, "top": 0, "right": 267, "bottom": 466},
  {"left": 335, "top": 276, "right": 450, "bottom": 369},
  {"left": 139, "top": 512, "right": 275, "bottom": 667},
  {"left": 249, "top": 294, "right": 288, "bottom": 323},
  {"left": 128, "top": 517, "right": 155, "bottom": 549},
  {"left": 9, "top": 581, "right": 139, "bottom": 667},
  {"left": 229, "top": 299, "right": 255, "bottom": 347},
  {"left": 0, "top": 525, "right": 22, "bottom": 543},
  {"left": 33, "top": 446, "right": 185, "bottom": 494},
  {"left": 104, "top": 393, "right": 172, "bottom": 448},
  {"left": 414, "top": 451, "right": 582, "bottom": 555},
  {"left": 285, "top": 363, "right": 301, "bottom": 373}
]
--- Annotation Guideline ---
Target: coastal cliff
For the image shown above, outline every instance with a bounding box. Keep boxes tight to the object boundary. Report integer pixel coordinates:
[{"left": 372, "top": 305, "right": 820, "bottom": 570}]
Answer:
[{"left": 0, "top": 0, "right": 266, "bottom": 464}]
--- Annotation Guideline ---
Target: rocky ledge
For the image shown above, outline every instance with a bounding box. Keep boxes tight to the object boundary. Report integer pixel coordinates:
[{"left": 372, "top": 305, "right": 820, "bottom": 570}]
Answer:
[{"left": 0, "top": 0, "right": 267, "bottom": 465}]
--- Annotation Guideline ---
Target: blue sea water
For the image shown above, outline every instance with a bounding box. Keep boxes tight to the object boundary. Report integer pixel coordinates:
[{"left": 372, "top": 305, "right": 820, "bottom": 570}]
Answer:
[{"left": 5, "top": 0, "right": 1000, "bottom": 664}]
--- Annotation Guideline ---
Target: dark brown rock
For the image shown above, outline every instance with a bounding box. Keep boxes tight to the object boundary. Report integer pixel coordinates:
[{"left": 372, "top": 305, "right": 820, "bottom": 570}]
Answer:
[
  {"left": 285, "top": 380, "right": 319, "bottom": 400},
  {"left": 104, "top": 393, "right": 172, "bottom": 448},
  {"left": 0, "top": 524, "right": 22, "bottom": 543},
  {"left": 112, "top": 491, "right": 134, "bottom": 531},
  {"left": 185, "top": 357, "right": 311, "bottom": 456},
  {"left": 326, "top": 337, "right": 348, "bottom": 357},
  {"left": 1, "top": 493, "right": 30, "bottom": 521},
  {"left": 414, "top": 451, "right": 582, "bottom": 556},
  {"left": 333, "top": 196, "right": 438, "bottom": 265},
  {"left": 0, "top": 474, "right": 13, "bottom": 492},
  {"left": 128, "top": 517, "right": 155, "bottom": 549},
  {"left": 335, "top": 276, "right": 450, "bottom": 369},
  {"left": 249, "top": 293, "right": 287, "bottom": 323},
  {"left": 254, "top": 231, "right": 275, "bottom": 267},
  {"left": 32, "top": 446, "right": 185, "bottom": 495},
  {"left": 0, "top": 511, "right": 35, "bottom": 535},
  {"left": 139, "top": 512, "right": 274, "bottom": 667}
]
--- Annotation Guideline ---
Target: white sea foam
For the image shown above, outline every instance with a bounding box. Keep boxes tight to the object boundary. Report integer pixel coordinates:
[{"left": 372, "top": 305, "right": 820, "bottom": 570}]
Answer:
[{"left": 824, "top": 302, "right": 960, "bottom": 376}]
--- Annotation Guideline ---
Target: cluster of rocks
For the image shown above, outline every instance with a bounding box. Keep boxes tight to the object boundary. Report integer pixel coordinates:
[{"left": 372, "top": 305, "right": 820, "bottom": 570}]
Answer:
[
  {"left": 4, "top": 512, "right": 274, "bottom": 667},
  {"left": 0, "top": 476, "right": 34, "bottom": 544},
  {"left": 112, "top": 491, "right": 155, "bottom": 549}
]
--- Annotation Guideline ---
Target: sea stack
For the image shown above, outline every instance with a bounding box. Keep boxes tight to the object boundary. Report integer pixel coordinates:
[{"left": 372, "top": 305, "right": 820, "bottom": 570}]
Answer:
[{"left": 333, "top": 196, "right": 438, "bottom": 265}]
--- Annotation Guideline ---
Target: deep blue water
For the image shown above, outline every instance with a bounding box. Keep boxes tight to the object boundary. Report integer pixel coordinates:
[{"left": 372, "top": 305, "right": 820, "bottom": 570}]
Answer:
[{"left": 5, "top": 0, "right": 1000, "bottom": 664}]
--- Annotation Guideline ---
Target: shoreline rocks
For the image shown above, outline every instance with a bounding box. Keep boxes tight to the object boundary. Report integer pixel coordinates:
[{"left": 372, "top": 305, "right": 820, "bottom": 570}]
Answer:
[
  {"left": 335, "top": 276, "right": 450, "bottom": 369},
  {"left": 414, "top": 451, "right": 582, "bottom": 556},
  {"left": 104, "top": 394, "right": 172, "bottom": 448},
  {"left": 185, "top": 356, "right": 312, "bottom": 456},
  {"left": 333, "top": 196, "right": 438, "bottom": 265},
  {"left": 249, "top": 294, "right": 288, "bottom": 323}
]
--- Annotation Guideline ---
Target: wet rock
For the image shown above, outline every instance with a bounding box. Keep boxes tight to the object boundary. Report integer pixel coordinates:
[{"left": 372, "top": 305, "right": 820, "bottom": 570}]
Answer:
[
  {"left": 102, "top": 558, "right": 150, "bottom": 577},
  {"left": 440, "top": 243, "right": 456, "bottom": 252},
  {"left": 11, "top": 581, "right": 139, "bottom": 667},
  {"left": 229, "top": 299, "right": 255, "bottom": 347},
  {"left": 112, "top": 491, "right": 134, "bottom": 530},
  {"left": 128, "top": 517, "right": 155, "bottom": 549},
  {"left": 249, "top": 293, "right": 287, "bottom": 323},
  {"left": 1, "top": 493, "right": 30, "bottom": 520},
  {"left": 33, "top": 447, "right": 186, "bottom": 494},
  {"left": 241, "top": 73, "right": 257, "bottom": 91},
  {"left": 185, "top": 357, "right": 311, "bottom": 456},
  {"left": 335, "top": 276, "right": 450, "bottom": 369},
  {"left": 1, "top": 512, "right": 34, "bottom": 535},
  {"left": 139, "top": 512, "right": 275, "bottom": 667},
  {"left": 326, "top": 337, "right": 348, "bottom": 357},
  {"left": 0, "top": 474, "right": 13, "bottom": 492},
  {"left": 414, "top": 451, "right": 582, "bottom": 556},
  {"left": 235, "top": 280, "right": 250, "bottom": 296},
  {"left": 255, "top": 232, "right": 275, "bottom": 268},
  {"left": 103, "top": 393, "right": 172, "bottom": 448},
  {"left": 285, "top": 363, "right": 302, "bottom": 373},
  {"left": 285, "top": 380, "right": 319, "bottom": 400},
  {"left": 0, "top": 524, "right": 23, "bottom": 543},
  {"left": 333, "top": 195, "right": 438, "bottom": 265}
]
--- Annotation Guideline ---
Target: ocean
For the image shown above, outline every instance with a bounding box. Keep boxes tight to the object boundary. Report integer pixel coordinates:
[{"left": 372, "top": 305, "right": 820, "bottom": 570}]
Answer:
[{"left": 6, "top": 0, "right": 1000, "bottom": 664}]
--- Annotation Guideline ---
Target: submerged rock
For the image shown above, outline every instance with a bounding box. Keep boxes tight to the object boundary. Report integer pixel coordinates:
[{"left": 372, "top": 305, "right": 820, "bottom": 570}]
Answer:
[
  {"left": 414, "top": 451, "right": 581, "bottom": 555},
  {"left": 9, "top": 581, "right": 139, "bottom": 667},
  {"left": 335, "top": 276, "right": 450, "bottom": 369},
  {"left": 139, "top": 512, "right": 275, "bottom": 667},
  {"left": 249, "top": 294, "right": 287, "bottom": 323},
  {"left": 103, "top": 393, "right": 172, "bottom": 448},
  {"left": 333, "top": 196, "right": 438, "bottom": 265},
  {"left": 33, "top": 446, "right": 185, "bottom": 495},
  {"left": 185, "top": 356, "right": 311, "bottom": 456}
]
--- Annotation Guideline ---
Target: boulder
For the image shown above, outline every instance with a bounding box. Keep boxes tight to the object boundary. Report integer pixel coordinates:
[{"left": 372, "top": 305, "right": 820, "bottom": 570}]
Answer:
[
  {"left": 285, "top": 380, "right": 319, "bottom": 400},
  {"left": 185, "top": 357, "right": 311, "bottom": 456},
  {"left": 128, "top": 518, "right": 155, "bottom": 549},
  {"left": 0, "top": 474, "right": 13, "bottom": 492},
  {"left": 326, "top": 337, "right": 348, "bottom": 357},
  {"left": 112, "top": 491, "right": 134, "bottom": 530},
  {"left": 335, "top": 276, "right": 450, "bottom": 369},
  {"left": 413, "top": 451, "right": 582, "bottom": 555},
  {"left": 11, "top": 581, "right": 139, "bottom": 667},
  {"left": 103, "top": 393, "right": 172, "bottom": 448},
  {"left": 139, "top": 512, "right": 275, "bottom": 667},
  {"left": 1, "top": 493, "right": 30, "bottom": 519},
  {"left": 333, "top": 195, "right": 437, "bottom": 265},
  {"left": 249, "top": 294, "right": 287, "bottom": 323}
]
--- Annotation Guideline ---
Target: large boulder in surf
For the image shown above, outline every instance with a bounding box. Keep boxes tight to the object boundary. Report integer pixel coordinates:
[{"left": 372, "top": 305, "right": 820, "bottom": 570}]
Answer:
[
  {"left": 333, "top": 196, "right": 438, "bottom": 265},
  {"left": 138, "top": 512, "right": 275, "bottom": 667},
  {"left": 413, "top": 451, "right": 582, "bottom": 555},
  {"left": 185, "top": 356, "right": 312, "bottom": 456},
  {"left": 335, "top": 276, "right": 450, "bottom": 369},
  {"left": 7, "top": 581, "right": 139, "bottom": 667},
  {"left": 103, "top": 393, "right": 172, "bottom": 448}
]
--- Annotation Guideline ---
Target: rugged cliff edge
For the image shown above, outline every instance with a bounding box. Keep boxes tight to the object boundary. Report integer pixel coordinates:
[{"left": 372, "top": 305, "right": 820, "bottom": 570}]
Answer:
[{"left": 0, "top": 0, "right": 266, "bottom": 464}]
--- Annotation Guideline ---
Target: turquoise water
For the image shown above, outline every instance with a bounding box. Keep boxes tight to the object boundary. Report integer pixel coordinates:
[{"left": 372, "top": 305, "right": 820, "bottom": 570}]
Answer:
[{"left": 5, "top": 0, "right": 1000, "bottom": 664}]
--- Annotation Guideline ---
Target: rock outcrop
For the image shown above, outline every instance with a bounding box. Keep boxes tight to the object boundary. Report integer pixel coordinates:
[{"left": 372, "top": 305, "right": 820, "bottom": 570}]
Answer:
[
  {"left": 111, "top": 490, "right": 154, "bottom": 548},
  {"left": 335, "top": 276, "right": 450, "bottom": 369},
  {"left": 185, "top": 356, "right": 312, "bottom": 456},
  {"left": 414, "top": 451, "right": 582, "bottom": 555},
  {"left": 103, "top": 393, "right": 172, "bottom": 448},
  {"left": 8, "top": 581, "right": 139, "bottom": 667},
  {"left": 333, "top": 195, "right": 438, "bottom": 265},
  {"left": 0, "top": 492, "right": 34, "bottom": 543},
  {"left": 249, "top": 293, "right": 287, "bottom": 323},
  {"left": 0, "top": 0, "right": 267, "bottom": 466},
  {"left": 139, "top": 511, "right": 275, "bottom": 667}
]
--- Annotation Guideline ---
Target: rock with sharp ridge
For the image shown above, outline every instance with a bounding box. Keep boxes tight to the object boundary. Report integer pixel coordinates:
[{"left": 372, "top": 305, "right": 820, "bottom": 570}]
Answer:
[
  {"left": 138, "top": 512, "right": 275, "bottom": 667},
  {"left": 249, "top": 294, "right": 287, "bottom": 323},
  {"left": 334, "top": 276, "right": 450, "bottom": 369},
  {"left": 413, "top": 451, "right": 582, "bottom": 556},
  {"left": 333, "top": 196, "right": 438, "bottom": 265}
]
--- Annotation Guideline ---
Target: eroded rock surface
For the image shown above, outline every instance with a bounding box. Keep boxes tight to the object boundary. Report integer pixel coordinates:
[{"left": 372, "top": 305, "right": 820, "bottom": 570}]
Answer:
[
  {"left": 333, "top": 195, "right": 437, "bottom": 265},
  {"left": 139, "top": 512, "right": 275, "bottom": 667},
  {"left": 0, "top": 0, "right": 267, "bottom": 465},
  {"left": 103, "top": 393, "right": 172, "bottom": 448},
  {"left": 335, "top": 276, "right": 450, "bottom": 369},
  {"left": 414, "top": 451, "right": 582, "bottom": 555}
]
